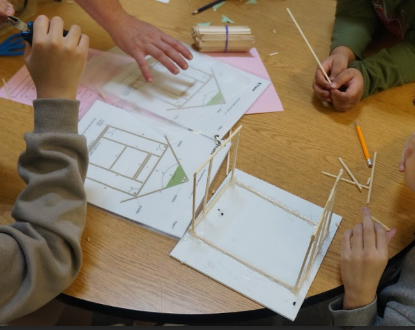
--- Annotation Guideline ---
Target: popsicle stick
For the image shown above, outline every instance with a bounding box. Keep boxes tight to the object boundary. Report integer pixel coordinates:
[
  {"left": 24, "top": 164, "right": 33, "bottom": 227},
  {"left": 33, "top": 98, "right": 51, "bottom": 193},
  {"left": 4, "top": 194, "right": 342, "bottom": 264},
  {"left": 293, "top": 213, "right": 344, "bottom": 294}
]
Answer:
[
  {"left": 367, "top": 152, "right": 377, "bottom": 204},
  {"left": 286, "top": 8, "right": 331, "bottom": 84},
  {"left": 2, "top": 78, "right": 11, "bottom": 100},
  {"left": 321, "top": 171, "right": 369, "bottom": 189},
  {"left": 338, "top": 158, "right": 362, "bottom": 191},
  {"left": 372, "top": 216, "right": 390, "bottom": 231}
]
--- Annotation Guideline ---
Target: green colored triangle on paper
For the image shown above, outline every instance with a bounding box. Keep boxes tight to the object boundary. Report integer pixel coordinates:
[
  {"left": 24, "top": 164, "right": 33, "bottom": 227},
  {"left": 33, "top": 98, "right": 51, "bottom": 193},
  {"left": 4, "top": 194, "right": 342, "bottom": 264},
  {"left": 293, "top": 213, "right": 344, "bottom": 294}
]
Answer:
[
  {"left": 246, "top": 0, "right": 257, "bottom": 3},
  {"left": 197, "top": 22, "right": 212, "bottom": 26},
  {"left": 213, "top": 1, "right": 226, "bottom": 11},
  {"left": 221, "top": 15, "right": 234, "bottom": 23}
]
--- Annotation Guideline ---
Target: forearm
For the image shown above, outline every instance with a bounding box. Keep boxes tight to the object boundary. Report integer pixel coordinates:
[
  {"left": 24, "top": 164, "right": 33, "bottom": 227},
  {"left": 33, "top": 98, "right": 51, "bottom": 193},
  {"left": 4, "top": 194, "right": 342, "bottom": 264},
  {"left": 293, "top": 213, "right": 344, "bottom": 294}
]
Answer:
[
  {"left": 0, "top": 99, "right": 88, "bottom": 324},
  {"left": 74, "top": 0, "right": 126, "bottom": 34},
  {"left": 331, "top": 0, "right": 379, "bottom": 59},
  {"left": 348, "top": 34, "right": 415, "bottom": 99}
]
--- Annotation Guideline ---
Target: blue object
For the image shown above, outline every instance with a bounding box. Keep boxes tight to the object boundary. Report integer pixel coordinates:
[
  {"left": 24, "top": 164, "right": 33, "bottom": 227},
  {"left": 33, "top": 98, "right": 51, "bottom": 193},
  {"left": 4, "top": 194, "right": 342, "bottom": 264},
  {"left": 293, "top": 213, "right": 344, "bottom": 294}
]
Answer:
[
  {"left": 22, "top": 21, "right": 69, "bottom": 45},
  {"left": 0, "top": 33, "right": 25, "bottom": 56}
]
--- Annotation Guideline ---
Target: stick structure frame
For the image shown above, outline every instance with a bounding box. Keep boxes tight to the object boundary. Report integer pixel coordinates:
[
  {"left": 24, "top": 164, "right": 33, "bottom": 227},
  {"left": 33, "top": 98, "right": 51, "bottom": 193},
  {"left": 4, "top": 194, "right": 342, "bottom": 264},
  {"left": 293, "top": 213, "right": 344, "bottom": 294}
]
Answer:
[{"left": 189, "top": 126, "right": 343, "bottom": 294}]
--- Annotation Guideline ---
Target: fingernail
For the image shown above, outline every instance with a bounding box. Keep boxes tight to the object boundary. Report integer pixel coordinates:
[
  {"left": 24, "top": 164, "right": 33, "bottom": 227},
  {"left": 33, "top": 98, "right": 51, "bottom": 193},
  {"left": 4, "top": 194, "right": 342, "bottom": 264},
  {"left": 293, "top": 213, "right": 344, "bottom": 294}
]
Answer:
[
  {"left": 6, "top": 8, "right": 13, "bottom": 14},
  {"left": 331, "top": 83, "right": 336, "bottom": 89},
  {"left": 362, "top": 206, "right": 369, "bottom": 212}
]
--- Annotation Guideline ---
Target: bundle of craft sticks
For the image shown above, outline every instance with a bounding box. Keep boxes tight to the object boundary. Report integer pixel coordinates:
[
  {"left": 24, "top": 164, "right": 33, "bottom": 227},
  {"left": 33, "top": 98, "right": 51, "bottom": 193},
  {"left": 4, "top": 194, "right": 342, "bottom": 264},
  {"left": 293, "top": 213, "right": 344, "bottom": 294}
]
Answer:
[{"left": 191, "top": 26, "right": 255, "bottom": 52}]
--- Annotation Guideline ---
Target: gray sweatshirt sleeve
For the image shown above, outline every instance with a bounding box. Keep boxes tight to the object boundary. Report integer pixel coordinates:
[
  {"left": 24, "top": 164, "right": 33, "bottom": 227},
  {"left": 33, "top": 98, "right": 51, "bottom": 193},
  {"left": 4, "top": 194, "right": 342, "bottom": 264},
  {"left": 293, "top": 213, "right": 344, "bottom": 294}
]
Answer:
[
  {"left": 329, "top": 247, "right": 415, "bottom": 326},
  {"left": 0, "top": 99, "right": 88, "bottom": 324}
]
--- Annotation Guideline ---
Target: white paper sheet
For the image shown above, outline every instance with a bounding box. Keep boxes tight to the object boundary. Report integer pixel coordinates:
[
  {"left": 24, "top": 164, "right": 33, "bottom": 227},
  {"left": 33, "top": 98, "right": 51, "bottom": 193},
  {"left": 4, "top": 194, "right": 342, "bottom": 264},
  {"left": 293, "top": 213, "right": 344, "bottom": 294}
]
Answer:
[
  {"left": 100, "top": 46, "right": 270, "bottom": 139},
  {"left": 79, "top": 101, "right": 229, "bottom": 238},
  {"left": 171, "top": 169, "right": 342, "bottom": 320}
]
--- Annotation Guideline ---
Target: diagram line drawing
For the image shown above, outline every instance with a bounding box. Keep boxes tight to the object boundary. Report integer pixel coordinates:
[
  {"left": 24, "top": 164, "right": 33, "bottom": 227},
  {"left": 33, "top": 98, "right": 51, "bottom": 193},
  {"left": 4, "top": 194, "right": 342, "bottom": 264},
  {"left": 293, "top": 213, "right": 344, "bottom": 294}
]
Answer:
[{"left": 86, "top": 125, "right": 189, "bottom": 202}]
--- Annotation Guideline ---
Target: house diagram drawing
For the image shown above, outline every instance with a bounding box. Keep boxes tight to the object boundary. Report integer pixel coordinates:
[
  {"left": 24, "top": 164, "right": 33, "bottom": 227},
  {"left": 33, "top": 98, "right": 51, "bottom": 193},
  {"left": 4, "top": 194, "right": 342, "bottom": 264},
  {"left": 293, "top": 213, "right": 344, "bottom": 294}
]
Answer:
[
  {"left": 86, "top": 124, "right": 188, "bottom": 201},
  {"left": 111, "top": 58, "right": 226, "bottom": 110}
]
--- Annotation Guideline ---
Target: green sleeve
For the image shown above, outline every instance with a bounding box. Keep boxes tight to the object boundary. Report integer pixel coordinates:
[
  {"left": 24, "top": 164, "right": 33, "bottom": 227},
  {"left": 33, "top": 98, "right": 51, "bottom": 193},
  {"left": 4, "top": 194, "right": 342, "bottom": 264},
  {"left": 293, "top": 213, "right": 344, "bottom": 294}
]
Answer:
[
  {"left": 331, "top": 0, "right": 380, "bottom": 59},
  {"left": 348, "top": 29, "right": 415, "bottom": 99}
]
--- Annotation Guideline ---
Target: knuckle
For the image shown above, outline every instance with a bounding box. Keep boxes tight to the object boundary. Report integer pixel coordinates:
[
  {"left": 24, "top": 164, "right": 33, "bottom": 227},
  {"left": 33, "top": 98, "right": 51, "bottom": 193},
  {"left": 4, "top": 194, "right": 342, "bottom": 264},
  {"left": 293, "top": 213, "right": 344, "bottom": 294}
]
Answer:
[
  {"left": 363, "top": 250, "right": 374, "bottom": 260},
  {"left": 152, "top": 49, "right": 164, "bottom": 59}
]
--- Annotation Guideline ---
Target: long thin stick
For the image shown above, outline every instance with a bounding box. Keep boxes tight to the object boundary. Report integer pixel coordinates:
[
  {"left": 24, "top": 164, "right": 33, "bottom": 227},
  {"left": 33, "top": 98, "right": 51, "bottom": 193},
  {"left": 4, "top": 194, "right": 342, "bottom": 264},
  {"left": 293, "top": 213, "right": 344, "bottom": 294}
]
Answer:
[
  {"left": 286, "top": 8, "right": 332, "bottom": 84},
  {"left": 338, "top": 158, "right": 362, "bottom": 191},
  {"left": 372, "top": 216, "right": 390, "bottom": 231},
  {"left": 367, "top": 152, "right": 377, "bottom": 204},
  {"left": 2, "top": 78, "right": 11, "bottom": 100},
  {"left": 96, "top": 87, "right": 107, "bottom": 101},
  {"left": 321, "top": 171, "right": 369, "bottom": 189}
]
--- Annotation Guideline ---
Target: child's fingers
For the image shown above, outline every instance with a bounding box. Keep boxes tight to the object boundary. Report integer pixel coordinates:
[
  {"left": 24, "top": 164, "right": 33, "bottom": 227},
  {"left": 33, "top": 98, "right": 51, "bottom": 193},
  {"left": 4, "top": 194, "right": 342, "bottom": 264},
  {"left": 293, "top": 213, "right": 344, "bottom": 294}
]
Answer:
[
  {"left": 49, "top": 16, "right": 65, "bottom": 39},
  {"left": 341, "top": 229, "right": 352, "bottom": 259},
  {"left": 23, "top": 42, "right": 32, "bottom": 63},
  {"left": 315, "top": 68, "right": 331, "bottom": 89},
  {"left": 399, "top": 143, "right": 407, "bottom": 172},
  {"left": 330, "top": 69, "right": 354, "bottom": 90},
  {"left": 385, "top": 228, "right": 396, "bottom": 246},
  {"left": 374, "top": 223, "right": 396, "bottom": 256},
  {"left": 351, "top": 223, "right": 363, "bottom": 252},
  {"left": 33, "top": 15, "right": 49, "bottom": 43},
  {"left": 361, "top": 207, "right": 376, "bottom": 250},
  {"left": 65, "top": 24, "right": 82, "bottom": 47},
  {"left": 78, "top": 33, "right": 89, "bottom": 50},
  {"left": 313, "top": 81, "right": 331, "bottom": 101}
]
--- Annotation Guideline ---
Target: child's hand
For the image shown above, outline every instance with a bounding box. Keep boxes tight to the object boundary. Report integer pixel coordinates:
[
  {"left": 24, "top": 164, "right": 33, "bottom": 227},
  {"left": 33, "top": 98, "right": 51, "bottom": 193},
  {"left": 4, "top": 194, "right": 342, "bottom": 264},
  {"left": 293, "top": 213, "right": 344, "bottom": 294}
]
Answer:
[
  {"left": 0, "top": 0, "right": 14, "bottom": 17},
  {"left": 330, "top": 68, "right": 364, "bottom": 112},
  {"left": 313, "top": 46, "right": 355, "bottom": 103},
  {"left": 341, "top": 207, "right": 396, "bottom": 310},
  {"left": 399, "top": 133, "right": 415, "bottom": 191},
  {"left": 24, "top": 15, "right": 89, "bottom": 100}
]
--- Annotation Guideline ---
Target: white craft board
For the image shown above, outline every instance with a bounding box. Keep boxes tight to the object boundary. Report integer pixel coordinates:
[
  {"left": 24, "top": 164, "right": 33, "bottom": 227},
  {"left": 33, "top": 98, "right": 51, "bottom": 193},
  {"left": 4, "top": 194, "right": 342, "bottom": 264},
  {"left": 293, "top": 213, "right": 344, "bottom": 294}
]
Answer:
[
  {"left": 79, "top": 101, "right": 229, "bottom": 238},
  {"left": 171, "top": 169, "right": 342, "bottom": 320},
  {"left": 94, "top": 44, "right": 270, "bottom": 139}
]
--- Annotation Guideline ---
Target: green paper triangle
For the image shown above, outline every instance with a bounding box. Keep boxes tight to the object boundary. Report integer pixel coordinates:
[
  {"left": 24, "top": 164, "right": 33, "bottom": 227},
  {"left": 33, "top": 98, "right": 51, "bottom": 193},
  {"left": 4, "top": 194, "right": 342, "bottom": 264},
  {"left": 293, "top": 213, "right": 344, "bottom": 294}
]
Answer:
[{"left": 221, "top": 14, "right": 234, "bottom": 23}]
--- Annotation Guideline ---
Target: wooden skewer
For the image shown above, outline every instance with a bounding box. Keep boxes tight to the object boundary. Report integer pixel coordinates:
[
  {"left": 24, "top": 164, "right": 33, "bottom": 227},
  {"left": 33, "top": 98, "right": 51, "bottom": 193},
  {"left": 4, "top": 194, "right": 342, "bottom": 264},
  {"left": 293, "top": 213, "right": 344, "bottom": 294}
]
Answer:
[
  {"left": 338, "top": 158, "right": 362, "bottom": 191},
  {"left": 321, "top": 171, "right": 369, "bottom": 189},
  {"left": 269, "top": 52, "right": 279, "bottom": 56},
  {"left": 286, "top": 8, "right": 332, "bottom": 84},
  {"left": 2, "top": 78, "right": 11, "bottom": 100},
  {"left": 372, "top": 216, "right": 390, "bottom": 231},
  {"left": 367, "top": 152, "right": 377, "bottom": 204},
  {"left": 366, "top": 177, "right": 371, "bottom": 185},
  {"left": 96, "top": 87, "right": 107, "bottom": 101}
]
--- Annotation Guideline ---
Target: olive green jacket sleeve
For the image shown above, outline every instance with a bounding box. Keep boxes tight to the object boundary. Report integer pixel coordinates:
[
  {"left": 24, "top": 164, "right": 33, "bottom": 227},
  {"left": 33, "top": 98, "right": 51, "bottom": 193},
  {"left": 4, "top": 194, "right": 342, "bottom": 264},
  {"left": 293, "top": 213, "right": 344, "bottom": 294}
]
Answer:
[
  {"left": 330, "top": 0, "right": 379, "bottom": 59},
  {"left": 331, "top": 0, "right": 415, "bottom": 99},
  {"left": 0, "top": 99, "right": 88, "bottom": 324},
  {"left": 348, "top": 30, "right": 415, "bottom": 99}
]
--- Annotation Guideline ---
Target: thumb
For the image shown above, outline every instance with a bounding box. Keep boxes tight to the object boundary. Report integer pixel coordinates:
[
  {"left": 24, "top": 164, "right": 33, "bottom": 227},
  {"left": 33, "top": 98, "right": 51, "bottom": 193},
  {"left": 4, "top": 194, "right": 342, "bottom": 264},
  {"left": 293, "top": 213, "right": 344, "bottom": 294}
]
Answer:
[
  {"left": 23, "top": 42, "right": 32, "bottom": 62},
  {"left": 331, "top": 69, "right": 353, "bottom": 90},
  {"left": 330, "top": 59, "right": 348, "bottom": 80},
  {"left": 385, "top": 228, "right": 397, "bottom": 246}
]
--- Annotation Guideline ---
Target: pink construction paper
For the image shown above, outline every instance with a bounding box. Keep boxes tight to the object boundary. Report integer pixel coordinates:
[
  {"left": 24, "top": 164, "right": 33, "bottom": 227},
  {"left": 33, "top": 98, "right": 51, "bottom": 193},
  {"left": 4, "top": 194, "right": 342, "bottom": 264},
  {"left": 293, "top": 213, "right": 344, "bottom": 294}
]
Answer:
[
  {"left": 1, "top": 47, "right": 283, "bottom": 118},
  {"left": 209, "top": 48, "right": 284, "bottom": 114},
  {"left": 0, "top": 49, "right": 104, "bottom": 119}
]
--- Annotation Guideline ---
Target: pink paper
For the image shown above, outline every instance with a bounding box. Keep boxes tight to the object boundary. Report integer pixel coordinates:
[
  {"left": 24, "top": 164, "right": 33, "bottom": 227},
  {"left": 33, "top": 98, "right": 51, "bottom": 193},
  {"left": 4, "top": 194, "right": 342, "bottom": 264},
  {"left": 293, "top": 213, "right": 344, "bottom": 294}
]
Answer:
[
  {"left": 209, "top": 48, "right": 284, "bottom": 114},
  {"left": 0, "top": 49, "right": 104, "bottom": 119},
  {"left": 1, "top": 48, "right": 282, "bottom": 118}
]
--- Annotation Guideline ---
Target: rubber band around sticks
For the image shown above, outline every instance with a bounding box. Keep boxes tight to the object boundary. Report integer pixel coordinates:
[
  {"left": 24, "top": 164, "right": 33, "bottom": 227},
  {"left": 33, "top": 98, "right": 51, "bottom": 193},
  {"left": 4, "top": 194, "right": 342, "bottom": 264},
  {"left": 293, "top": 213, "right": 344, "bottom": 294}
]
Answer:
[{"left": 224, "top": 25, "right": 229, "bottom": 52}]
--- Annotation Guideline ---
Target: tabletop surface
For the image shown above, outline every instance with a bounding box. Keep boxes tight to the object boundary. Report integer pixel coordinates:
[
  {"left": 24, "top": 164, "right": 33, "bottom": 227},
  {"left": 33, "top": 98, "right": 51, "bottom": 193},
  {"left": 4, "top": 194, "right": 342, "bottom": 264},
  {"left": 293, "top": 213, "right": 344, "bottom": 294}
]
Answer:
[{"left": 1, "top": 0, "right": 415, "bottom": 320}]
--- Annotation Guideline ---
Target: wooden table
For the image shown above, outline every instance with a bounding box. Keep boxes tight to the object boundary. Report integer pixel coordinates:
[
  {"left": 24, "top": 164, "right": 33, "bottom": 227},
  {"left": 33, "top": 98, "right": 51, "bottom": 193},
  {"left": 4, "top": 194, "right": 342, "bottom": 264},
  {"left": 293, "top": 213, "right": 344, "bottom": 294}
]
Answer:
[{"left": 1, "top": 0, "right": 415, "bottom": 324}]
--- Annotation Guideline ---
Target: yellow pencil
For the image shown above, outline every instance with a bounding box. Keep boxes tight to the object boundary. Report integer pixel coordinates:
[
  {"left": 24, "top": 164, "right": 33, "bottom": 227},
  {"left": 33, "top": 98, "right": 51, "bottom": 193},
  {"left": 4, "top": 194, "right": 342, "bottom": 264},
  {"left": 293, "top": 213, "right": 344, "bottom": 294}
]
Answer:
[{"left": 355, "top": 122, "right": 372, "bottom": 168}]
